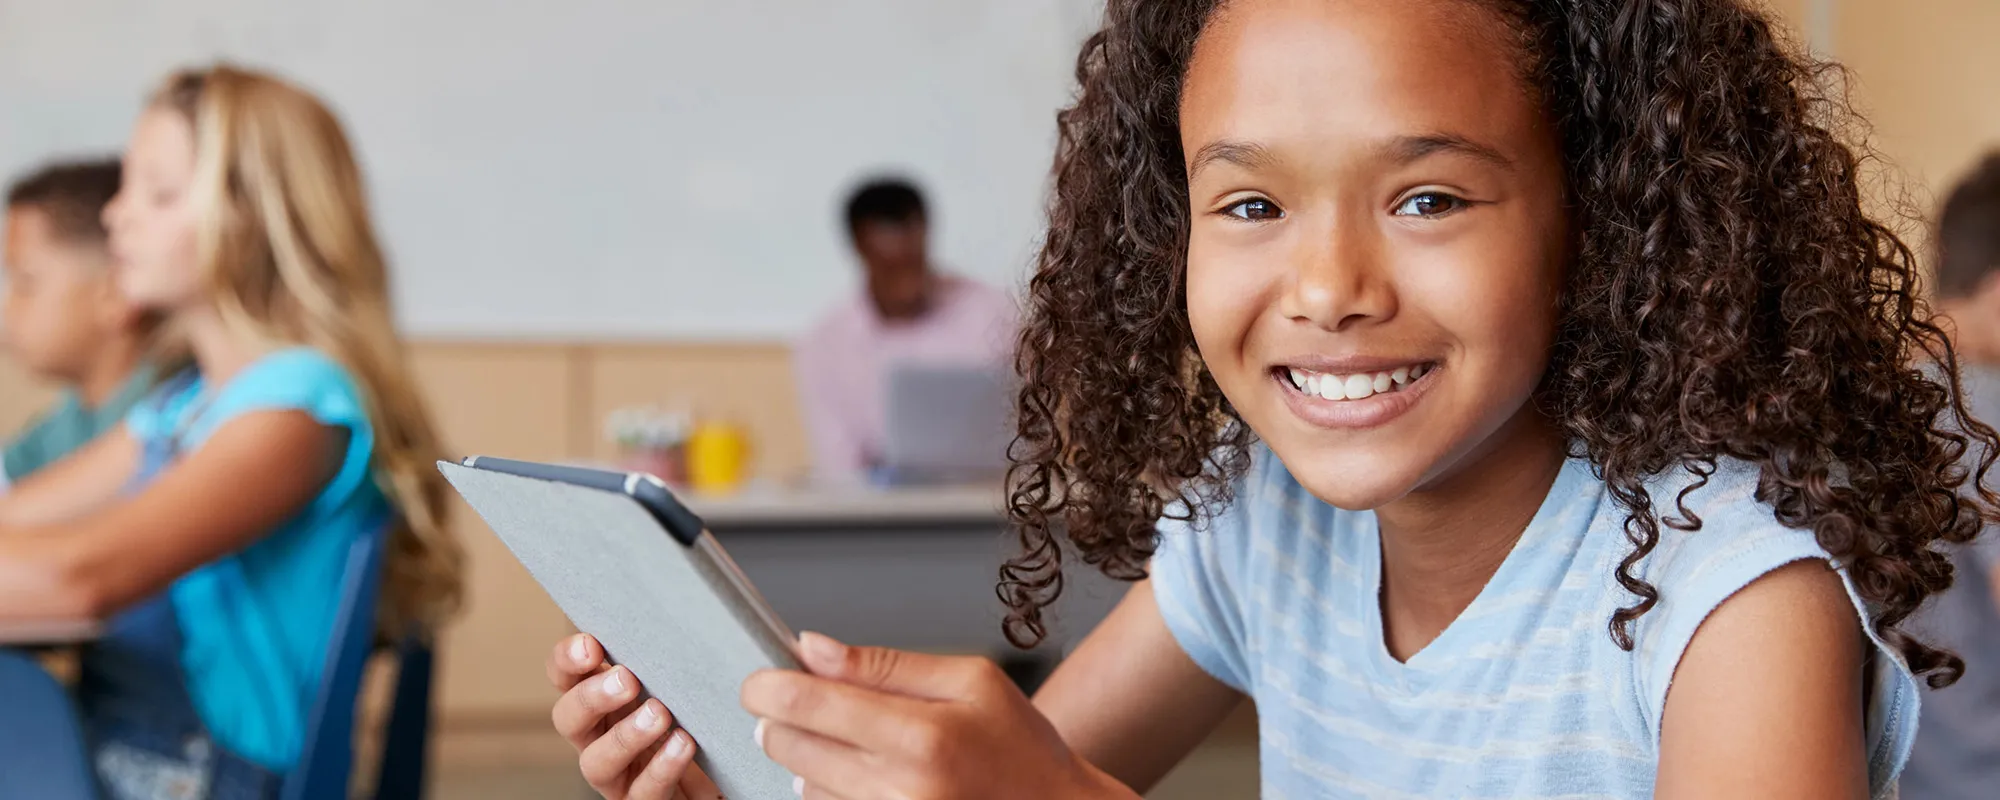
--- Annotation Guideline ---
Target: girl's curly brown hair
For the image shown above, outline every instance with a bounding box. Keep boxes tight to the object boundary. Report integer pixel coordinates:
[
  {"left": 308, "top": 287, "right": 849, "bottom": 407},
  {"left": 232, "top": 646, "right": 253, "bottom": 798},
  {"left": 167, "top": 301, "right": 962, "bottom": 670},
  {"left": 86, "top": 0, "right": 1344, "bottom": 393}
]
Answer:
[{"left": 1002, "top": 0, "right": 2000, "bottom": 688}]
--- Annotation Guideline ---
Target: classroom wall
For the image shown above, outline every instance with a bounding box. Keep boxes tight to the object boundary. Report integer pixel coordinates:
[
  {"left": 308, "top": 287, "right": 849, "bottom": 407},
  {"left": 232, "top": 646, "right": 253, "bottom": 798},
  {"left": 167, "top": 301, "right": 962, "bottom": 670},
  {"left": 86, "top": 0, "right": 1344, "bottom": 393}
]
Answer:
[
  {"left": 1835, "top": 0, "right": 2000, "bottom": 220},
  {"left": 0, "top": 0, "right": 1103, "bottom": 339}
]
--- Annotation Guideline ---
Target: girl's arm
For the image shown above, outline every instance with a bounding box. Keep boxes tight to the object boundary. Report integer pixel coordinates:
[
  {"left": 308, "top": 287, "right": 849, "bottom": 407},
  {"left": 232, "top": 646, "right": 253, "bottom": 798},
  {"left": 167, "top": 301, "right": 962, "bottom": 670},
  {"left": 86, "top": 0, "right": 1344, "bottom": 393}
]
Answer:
[
  {"left": 0, "top": 426, "right": 142, "bottom": 527},
  {"left": 1032, "top": 579, "right": 1245, "bottom": 793},
  {"left": 1654, "top": 560, "right": 1870, "bottom": 800},
  {"left": 0, "top": 410, "right": 346, "bottom": 621}
]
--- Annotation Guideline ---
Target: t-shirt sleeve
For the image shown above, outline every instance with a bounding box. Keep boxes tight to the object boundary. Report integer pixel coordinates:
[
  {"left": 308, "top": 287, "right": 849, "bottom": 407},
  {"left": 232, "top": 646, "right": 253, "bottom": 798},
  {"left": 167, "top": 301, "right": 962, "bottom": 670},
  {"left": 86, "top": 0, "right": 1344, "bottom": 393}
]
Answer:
[
  {"left": 1970, "top": 528, "right": 2000, "bottom": 573},
  {"left": 125, "top": 376, "right": 204, "bottom": 443},
  {"left": 185, "top": 350, "right": 378, "bottom": 524},
  {"left": 1148, "top": 489, "right": 1258, "bottom": 693},
  {"left": 1628, "top": 472, "right": 1921, "bottom": 799},
  {"left": 2, "top": 411, "right": 57, "bottom": 480},
  {"left": 185, "top": 350, "right": 370, "bottom": 446}
]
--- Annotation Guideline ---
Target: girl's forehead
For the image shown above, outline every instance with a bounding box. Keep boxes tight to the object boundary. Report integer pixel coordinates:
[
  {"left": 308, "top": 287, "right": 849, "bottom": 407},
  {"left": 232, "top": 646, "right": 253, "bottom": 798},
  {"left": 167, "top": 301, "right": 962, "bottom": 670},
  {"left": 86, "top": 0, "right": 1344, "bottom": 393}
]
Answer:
[
  {"left": 1181, "top": 0, "right": 1546, "bottom": 163},
  {"left": 129, "top": 111, "right": 195, "bottom": 167}
]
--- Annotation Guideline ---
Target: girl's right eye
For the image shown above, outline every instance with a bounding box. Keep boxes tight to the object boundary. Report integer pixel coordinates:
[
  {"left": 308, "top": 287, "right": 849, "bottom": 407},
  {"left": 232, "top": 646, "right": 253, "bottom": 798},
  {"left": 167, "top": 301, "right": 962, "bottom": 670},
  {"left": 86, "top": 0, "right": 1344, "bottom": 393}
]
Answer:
[{"left": 1222, "top": 197, "right": 1283, "bottom": 222}]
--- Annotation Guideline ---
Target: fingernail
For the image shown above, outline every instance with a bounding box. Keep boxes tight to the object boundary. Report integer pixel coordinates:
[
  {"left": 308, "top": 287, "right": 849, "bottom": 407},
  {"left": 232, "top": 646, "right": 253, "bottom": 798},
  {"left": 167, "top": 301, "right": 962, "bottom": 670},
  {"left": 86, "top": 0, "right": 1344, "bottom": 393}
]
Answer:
[
  {"left": 603, "top": 669, "right": 626, "bottom": 697},
  {"left": 569, "top": 636, "right": 589, "bottom": 663},
  {"left": 664, "top": 730, "right": 689, "bottom": 759},
  {"left": 800, "top": 631, "right": 844, "bottom": 664},
  {"left": 792, "top": 775, "right": 805, "bottom": 796},
  {"left": 635, "top": 703, "right": 661, "bottom": 731},
  {"left": 753, "top": 718, "right": 768, "bottom": 750}
]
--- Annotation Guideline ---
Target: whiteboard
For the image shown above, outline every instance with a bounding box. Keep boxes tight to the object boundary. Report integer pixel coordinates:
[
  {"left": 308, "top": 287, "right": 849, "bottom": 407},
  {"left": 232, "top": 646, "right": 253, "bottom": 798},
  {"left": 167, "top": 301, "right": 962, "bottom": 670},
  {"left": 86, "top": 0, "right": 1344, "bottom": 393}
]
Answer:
[{"left": 0, "top": 0, "right": 1102, "bottom": 338}]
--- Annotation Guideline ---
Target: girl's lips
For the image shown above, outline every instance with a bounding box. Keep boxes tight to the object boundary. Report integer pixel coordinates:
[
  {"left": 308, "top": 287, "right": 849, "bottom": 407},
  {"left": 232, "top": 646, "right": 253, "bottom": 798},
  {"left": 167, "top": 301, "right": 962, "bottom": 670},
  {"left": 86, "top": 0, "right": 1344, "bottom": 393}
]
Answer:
[{"left": 1273, "top": 361, "right": 1440, "bottom": 430}]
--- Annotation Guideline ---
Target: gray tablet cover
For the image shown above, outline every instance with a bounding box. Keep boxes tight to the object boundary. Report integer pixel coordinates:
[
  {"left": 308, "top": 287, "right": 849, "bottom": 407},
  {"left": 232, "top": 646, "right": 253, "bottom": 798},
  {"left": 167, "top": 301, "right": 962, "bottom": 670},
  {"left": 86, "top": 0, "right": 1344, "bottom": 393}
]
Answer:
[{"left": 439, "top": 462, "right": 798, "bottom": 798}]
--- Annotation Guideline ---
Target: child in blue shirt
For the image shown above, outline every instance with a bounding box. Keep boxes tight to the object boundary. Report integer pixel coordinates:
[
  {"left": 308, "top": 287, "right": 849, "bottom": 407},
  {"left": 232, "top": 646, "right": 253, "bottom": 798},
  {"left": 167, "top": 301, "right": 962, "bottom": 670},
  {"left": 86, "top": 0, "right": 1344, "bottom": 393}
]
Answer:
[
  {"left": 546, "top": 1, "right": 1991, "bottom": 798},
  {"left": 0, "top": 65, "right": 462, "bottom": 800},
  {"left": 2, "top": 159, "right": 164, "bottom": 487}
]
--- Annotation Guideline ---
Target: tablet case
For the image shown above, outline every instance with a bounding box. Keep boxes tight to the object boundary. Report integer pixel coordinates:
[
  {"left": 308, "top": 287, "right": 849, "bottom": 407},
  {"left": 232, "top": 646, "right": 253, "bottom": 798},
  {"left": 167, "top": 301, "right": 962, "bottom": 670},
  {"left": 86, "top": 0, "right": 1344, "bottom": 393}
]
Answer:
[{"left": 438, "top": 462, "right": 799, "bottom": 798}]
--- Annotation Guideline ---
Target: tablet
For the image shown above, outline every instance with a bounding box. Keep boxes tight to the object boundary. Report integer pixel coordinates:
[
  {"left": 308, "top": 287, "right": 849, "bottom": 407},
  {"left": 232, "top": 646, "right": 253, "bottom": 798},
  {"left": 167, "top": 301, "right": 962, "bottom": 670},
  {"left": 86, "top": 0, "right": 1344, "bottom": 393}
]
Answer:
[{"left": 438, "top": 457, "right": 798, "bottom": 798}]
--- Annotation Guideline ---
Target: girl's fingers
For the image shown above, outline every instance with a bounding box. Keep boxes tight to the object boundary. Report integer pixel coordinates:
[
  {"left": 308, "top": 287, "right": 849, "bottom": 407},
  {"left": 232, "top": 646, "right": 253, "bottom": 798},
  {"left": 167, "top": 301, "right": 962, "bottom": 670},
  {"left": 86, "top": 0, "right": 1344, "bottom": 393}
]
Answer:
[
  {"left": 624, "top": 729, "right": 697, "bottom": 800},
  {"left": 547, "top": 633, "right": 606, "bottom": 691},
  {"left": 579, "top": 699, "right": 673, "bottom": 792},
  {"left": 800, "top": 778, "right": 869, "bottom": 800},
  {"left": 554, "top": 666, "right": 643, "bottom": 749},
  {"left": 739, "top": 669, "right": 932, "bottom": 753},
  {"left": 675, "top": 761, "right": 726, "bottom": 800},
  {"left": 758, "top": 718, "right": 895, "bottom": 800}
]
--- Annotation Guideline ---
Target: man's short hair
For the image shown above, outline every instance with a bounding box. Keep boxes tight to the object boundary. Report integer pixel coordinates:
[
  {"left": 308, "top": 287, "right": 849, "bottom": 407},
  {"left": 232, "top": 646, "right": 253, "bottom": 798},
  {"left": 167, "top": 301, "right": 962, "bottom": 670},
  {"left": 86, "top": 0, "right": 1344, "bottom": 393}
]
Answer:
[{"left": 844, "top": 178, "right": 926, "bottom": 238}]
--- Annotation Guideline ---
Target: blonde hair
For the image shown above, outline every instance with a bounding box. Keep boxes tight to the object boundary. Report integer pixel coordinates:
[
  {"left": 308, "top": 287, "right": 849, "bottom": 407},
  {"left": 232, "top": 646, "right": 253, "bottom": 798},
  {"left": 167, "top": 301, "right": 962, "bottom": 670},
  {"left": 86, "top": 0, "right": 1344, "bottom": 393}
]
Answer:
[{"left": 155, "top": 65, "right": 462, "bottom": 638}]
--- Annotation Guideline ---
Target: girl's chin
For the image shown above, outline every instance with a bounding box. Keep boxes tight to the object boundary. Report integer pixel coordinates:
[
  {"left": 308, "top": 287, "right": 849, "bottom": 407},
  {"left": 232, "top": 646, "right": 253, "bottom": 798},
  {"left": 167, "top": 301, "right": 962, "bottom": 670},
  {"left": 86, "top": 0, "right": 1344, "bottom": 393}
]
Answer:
[{"left": 1273, "top": 449, "right": 1428, "bottom": 511}]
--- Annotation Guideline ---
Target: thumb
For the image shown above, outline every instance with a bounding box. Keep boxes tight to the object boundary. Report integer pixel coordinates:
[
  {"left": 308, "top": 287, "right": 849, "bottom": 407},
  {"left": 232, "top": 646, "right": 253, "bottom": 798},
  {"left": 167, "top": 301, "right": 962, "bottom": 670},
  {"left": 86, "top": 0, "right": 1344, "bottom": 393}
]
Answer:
[{"left": 796, "top": 631, "right": 980, "bottom": 701}]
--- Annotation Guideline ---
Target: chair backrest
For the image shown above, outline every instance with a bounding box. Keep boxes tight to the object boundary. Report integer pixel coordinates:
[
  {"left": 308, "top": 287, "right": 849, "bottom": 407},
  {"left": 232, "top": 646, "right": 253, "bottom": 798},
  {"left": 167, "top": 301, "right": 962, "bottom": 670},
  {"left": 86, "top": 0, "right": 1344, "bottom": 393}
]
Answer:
[
  {"left": 281, "top": 524, "right": 388, "bottom": 800},
  {"left": 372, "top": 635, "right": 435, "bottom": 800}
]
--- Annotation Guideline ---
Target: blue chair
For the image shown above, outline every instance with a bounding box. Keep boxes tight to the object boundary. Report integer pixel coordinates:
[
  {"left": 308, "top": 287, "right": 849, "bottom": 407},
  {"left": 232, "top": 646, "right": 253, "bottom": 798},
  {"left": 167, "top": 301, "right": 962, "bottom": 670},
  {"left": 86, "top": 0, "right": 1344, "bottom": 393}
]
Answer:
[
  {"left": 283, "top": 522, "right": 439, "bottom": 800},
  {"left": 0, "top": 524, "right": 434, "bottom": 800},
  {"left": 0, "top": 650, "right": 99, "bottom": 799},
  {"left": 372, "top": 635, "right": 434, "bottom": 800},
  {"left": 283, "top": 526, "right": 388, "bottom": 800}
]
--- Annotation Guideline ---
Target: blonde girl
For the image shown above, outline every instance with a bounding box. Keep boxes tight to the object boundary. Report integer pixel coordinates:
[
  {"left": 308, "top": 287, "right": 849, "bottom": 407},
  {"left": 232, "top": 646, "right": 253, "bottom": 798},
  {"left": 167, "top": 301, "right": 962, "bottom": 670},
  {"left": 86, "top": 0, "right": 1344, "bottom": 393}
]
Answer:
[{"left": 0, "top": 65, "right": 460, "bottom": 800}]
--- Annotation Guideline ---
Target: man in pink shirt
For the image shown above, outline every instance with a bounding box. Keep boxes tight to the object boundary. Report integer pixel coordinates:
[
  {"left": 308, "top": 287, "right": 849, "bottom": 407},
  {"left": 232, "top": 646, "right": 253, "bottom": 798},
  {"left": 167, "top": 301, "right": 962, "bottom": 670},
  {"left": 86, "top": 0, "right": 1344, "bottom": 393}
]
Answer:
[{"left": 793, "top": 179, "right": 1018, "bottom": 482}]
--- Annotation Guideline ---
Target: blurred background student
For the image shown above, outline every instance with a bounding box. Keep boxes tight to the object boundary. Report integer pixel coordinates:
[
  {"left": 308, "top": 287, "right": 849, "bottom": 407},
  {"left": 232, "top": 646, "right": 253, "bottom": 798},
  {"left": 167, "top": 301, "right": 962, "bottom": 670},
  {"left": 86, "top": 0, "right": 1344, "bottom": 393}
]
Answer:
[
  {"left": 793, "top": 178, "right": 1018, "bottom": 484},
  {"left": 0, "top": 65, "right": 460, "bottom": 799},
  {"left": 2, "top": 159, "right": 166, "bottom": 490},
  {"left": 1905, "top": 151, "right": 2000, "bottom": 800}
]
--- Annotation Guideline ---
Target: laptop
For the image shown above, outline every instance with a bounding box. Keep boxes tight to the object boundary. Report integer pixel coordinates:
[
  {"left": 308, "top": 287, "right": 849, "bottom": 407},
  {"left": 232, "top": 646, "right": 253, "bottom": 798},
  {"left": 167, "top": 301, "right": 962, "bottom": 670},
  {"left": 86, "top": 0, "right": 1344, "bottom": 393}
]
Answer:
[{"left": 879, "top": 363, "right": 1014, "bottom": 485}]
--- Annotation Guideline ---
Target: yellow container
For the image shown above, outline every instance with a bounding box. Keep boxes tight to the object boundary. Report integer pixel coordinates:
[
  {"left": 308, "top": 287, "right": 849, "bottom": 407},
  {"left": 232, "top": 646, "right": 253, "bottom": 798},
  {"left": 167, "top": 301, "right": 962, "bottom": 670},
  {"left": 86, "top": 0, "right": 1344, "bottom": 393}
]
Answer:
[{"left": 686, "top": 421, "right": 751, "bottom": 495}]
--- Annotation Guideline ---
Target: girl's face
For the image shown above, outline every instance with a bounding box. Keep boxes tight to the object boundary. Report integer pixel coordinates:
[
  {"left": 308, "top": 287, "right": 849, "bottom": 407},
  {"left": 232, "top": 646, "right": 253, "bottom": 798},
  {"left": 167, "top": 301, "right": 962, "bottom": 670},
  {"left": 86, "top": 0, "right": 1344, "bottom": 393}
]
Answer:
[
  {"left": 1182, "top": 0, "right": 1570, "bottom": 510},
  {"left": 104, "top": 108, "right": 205, "bottom": 313}
]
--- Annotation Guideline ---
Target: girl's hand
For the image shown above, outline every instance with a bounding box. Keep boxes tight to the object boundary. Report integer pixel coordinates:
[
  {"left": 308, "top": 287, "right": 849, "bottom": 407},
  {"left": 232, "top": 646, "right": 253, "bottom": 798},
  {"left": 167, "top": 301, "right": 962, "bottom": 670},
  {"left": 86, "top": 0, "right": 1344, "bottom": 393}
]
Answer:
[
  {"left": 547, "top": 633, "right": 722, "bottom": 800},
  {"left": 742, "top": 632, "right": 1138, "bottom": 800}
]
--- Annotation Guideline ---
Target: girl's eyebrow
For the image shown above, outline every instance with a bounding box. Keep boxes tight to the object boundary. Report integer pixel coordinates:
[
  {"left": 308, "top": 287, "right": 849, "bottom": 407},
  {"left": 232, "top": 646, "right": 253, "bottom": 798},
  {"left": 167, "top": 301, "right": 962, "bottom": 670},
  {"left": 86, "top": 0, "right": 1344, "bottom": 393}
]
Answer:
[
  {"left": 1380, "top": 132, "right": 1514, "bottom": 171},
  {"left": 1189, "top": 132, "right": 1514, "bottom": 181},
  {"left": 1188, "top": 139, "right": 1279, "bottom": 180}
]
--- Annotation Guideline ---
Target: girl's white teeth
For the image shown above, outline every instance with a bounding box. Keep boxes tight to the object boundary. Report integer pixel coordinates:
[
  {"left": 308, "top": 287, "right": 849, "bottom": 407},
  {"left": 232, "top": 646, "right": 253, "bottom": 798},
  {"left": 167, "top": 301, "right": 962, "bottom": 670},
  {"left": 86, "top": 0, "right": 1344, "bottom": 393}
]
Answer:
[{"left": 1288, "top": 365, "right": 1430, "bottom": 401}]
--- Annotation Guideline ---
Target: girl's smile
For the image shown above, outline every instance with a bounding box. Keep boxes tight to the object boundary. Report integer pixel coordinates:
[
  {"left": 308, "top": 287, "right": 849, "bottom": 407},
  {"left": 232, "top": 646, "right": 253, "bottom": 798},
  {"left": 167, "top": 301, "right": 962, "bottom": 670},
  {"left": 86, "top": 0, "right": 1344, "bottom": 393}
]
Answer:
[{"left": 1269, "top": 355, "right": 1441, "bottom": 430}]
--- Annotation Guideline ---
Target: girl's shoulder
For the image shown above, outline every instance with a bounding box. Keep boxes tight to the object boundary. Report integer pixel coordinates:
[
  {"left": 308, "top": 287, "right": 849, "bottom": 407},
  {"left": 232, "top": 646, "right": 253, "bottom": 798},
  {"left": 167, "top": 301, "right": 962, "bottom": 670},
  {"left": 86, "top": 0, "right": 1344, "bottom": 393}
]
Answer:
[
  {"left": 1620, "top": 458, "right": 1839, "bottom": 604},
  {"left": 176, "top": 348, "right": 371, "bottom": 448},
  {"left": 1612, "top": 459, "right": 1920, "bottom": 790}
]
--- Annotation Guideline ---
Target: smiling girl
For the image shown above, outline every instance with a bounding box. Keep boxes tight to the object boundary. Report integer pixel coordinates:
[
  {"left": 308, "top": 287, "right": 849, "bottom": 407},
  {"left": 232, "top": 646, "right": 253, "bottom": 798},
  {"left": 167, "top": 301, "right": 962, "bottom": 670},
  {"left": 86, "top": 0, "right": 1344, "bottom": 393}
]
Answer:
[{"left": 546, "top": 1, "right": 1993, "bottom": 797}]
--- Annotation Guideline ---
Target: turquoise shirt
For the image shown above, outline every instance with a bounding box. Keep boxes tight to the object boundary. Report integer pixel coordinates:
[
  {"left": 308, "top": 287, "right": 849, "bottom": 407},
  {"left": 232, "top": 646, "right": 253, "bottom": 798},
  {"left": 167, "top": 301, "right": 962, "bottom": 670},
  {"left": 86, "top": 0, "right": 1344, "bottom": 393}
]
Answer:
[
  {"left": 1152, "top": 445, "right": 1919, "bottom": 798},
  {"left": 125, "top": 348, "right": 391, "bottom": 771},
  {"left": 2, "top": 366, "right": 157, "bottom": 481}
]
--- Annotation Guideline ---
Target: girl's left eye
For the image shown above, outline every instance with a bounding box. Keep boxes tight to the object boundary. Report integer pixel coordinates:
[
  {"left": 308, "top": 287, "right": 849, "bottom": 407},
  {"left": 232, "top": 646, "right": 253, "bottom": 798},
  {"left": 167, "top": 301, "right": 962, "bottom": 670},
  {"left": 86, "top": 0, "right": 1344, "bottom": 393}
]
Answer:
[{"left": 1392, "top": 192, "right": 1467, "bottom": 218}]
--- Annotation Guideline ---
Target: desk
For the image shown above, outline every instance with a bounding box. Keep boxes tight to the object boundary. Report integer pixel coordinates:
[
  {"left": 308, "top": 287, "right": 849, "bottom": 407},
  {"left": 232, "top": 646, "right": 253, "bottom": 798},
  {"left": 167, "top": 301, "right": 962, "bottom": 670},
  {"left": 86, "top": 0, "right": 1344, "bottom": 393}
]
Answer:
[
  {"left": 683, "top": 485, "right": 1127, "bottom": 657},
  {"left": 0, "top": 618, "right": 99, "bottom": 646}
]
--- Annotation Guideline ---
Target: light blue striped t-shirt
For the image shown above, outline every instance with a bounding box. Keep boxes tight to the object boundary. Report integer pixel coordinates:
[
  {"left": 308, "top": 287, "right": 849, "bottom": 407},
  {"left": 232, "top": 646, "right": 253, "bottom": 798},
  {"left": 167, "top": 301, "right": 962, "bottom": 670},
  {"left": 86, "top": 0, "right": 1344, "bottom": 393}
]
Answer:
[{"left": 1152, "top": 445, "right": 1919, "bottom": 799}]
